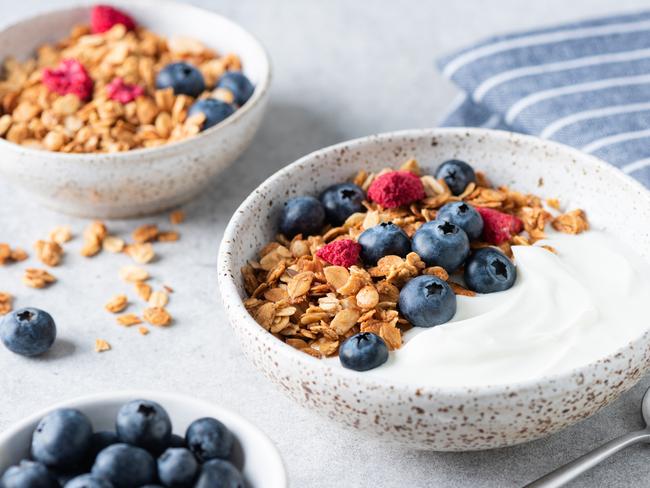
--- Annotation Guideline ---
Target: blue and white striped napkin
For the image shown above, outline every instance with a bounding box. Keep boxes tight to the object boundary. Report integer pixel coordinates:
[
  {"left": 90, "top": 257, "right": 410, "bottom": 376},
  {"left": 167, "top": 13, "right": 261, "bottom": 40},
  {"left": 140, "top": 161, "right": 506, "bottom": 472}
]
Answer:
[{"left": 437, "top": 11, "right": 650, "bottom": 187}]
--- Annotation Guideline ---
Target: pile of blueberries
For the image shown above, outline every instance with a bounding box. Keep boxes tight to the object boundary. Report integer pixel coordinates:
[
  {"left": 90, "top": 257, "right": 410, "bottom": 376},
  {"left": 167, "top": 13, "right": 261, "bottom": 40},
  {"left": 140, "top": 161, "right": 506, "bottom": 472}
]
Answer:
[
  {"left": 156, "top": 63, "right": 254, "bottom": 131},
  {"left": 0, "top": 399, "right": 244, "bottom": 488},
  {"left": 277, "top": 160, "right": 517, "bottom": 372}
]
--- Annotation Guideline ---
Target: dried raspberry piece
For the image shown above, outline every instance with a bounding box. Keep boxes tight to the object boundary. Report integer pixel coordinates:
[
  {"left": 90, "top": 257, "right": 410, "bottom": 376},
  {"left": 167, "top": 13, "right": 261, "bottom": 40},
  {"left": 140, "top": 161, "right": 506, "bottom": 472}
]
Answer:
[
  {"left": 367, "top": 170, "right": 425, "bottom": 208},
  {"left": 106, "top": 77, "right": 144, "bottom": 104},
  {"left": 316, "top": 239, "right": 361, "bottom": 268},
  {"left": 42, "top": 59, "right": 93, "bottom": 101},
  {"left": 476, "top": 207, "right": 524, "bottom": 245},
  {"left": 91, "top": 5, "right": 137, "bottom": 34}
]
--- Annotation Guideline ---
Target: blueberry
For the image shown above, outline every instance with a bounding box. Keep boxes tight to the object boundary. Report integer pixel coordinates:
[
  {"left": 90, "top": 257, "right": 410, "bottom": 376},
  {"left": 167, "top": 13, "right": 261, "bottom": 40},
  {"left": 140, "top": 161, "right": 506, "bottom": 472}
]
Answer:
[
  {"left": 88, "top": 431, "right": 119, "bottom": 464},
  {"left": 187, "top": 99, "right": 235, "bottom": 131},
  {"left": 0, "top": 307, "right": 56, "bottom": 357},
  {"left": 338, "top": 333, "right": 389, "bottom": 371},
  {"left": 194, "top": 460, "right": 244, "bottom": 488},
  {"left": 216, "top": 71, "right": 254, "bottom": 105},
  {"left": 156, "top": 62, "right": 205, "bottom": 97},
  {"left": 437, "top": 202, "right": 483, "bottom": 241},
  {"left": 278, "top": 196, "right": 325, "bottom": 238},
  {"left": 464, "top": 247, "right": 517, "bottom": 293},
  {"left": 115, "top": 400, "right": 172, "bottom": 455},
  {"left": 411, "top": 220, "right": 469, "bottom": 272},
  {"left": 91, "top": 444, "right": 156, "bottom": 488},
  {"left": 399, "top": 275, "right": 456, "bottom": 327},
  {"left": 31, "top": 408, "right": 93, "bottom": 470},
  {"left": 0, "top": 460, "right": 57, "bottom": 488},
  {"left": 434, "top": 159, "right": 476, "bottom": 195},
  {"left": 169, "top": 433, "right": 186, "bottom": 448},
  {"left": 65, "top": 474, "right": 114, "bottom": 488},
  {"left": 185, "top": 418, "right": 234, "bottom": 462},
  {"left": 319, "top": 183, "right": 366, "bottom": 226},
  {"left": 358, "top": 222, "right": 411, "bottom": 265},
  {"left": 157, "top": 448, "right": 198, "bottom": 487}
]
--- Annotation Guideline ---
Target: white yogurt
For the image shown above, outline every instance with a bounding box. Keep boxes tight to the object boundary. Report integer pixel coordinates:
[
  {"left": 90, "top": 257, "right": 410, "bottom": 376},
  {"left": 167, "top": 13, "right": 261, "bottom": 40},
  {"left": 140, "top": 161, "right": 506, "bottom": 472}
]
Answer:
[{"left": 360, "top": 231, "right": 650, "bottom": 386}]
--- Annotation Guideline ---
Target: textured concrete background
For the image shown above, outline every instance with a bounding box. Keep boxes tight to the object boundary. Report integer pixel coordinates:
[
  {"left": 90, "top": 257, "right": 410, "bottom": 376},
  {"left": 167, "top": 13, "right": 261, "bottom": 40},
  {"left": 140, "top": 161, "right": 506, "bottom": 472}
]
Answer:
[{"left": 1, "top": 1, "right": 650, "bottom": 486}]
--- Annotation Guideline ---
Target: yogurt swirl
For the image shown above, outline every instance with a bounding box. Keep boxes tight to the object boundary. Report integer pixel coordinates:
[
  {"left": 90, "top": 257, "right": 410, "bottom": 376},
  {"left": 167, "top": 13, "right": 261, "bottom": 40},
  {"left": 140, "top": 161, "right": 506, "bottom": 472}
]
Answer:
[{"left": 361, "top": 231, "right": 650, "bottom": 386}]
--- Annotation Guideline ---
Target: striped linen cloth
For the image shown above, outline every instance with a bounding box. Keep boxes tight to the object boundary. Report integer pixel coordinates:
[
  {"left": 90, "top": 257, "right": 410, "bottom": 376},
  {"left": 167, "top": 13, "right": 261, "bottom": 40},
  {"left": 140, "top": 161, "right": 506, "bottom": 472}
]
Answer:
[{"left": 437, "top": 11, "right": 650, "bottom": 187}]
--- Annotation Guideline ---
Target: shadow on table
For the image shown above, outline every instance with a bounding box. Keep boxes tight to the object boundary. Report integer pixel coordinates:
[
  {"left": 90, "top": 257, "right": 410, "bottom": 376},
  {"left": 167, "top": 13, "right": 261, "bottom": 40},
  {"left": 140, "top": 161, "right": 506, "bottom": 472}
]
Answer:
[{"left": 187, "top": 99, "right": 347, "bottom": 225}]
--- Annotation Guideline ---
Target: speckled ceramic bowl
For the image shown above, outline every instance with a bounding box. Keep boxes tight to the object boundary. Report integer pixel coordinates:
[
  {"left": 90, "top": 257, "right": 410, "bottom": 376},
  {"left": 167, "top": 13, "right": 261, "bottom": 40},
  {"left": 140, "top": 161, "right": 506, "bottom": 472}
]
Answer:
[
  {"left": 0, "top": 390, "right": 287, "bottom": 487},
  {"left": 218, "top": 128, "right": 650, "bottom": 451},
  {"left": 0, "top": 0, "right": 271, "bottom": 218}
]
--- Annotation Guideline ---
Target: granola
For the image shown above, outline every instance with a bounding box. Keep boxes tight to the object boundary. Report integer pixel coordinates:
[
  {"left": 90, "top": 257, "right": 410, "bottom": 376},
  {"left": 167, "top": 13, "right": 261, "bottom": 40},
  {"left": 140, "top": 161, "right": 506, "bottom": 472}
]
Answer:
[
  {"left": 242, "top": 159, "right": 589, "bottom": 361},
  {"left": 0, "top": 6, "right": 250, "bottom": 153}
]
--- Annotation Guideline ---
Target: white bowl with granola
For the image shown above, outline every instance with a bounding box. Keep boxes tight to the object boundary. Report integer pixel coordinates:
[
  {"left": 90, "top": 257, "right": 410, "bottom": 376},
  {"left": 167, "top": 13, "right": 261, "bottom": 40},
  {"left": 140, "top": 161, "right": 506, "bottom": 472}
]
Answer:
[
  {"left": 0, "top": 1, "right": 270, "bottom": 218},
  {"left": 218, "top": 128, "right": 650, "bottom": 450}
]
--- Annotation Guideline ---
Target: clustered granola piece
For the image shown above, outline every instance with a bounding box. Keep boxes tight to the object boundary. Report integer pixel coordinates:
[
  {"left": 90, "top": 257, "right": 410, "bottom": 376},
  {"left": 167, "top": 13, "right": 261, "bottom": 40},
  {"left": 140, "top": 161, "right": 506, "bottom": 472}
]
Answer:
[
  {"left": 0, "top": 243, "right": 28, "bottom": 265},
  {"left": 0, "top": 14, "right": 243, "bottom": 152},
  {"left": 242, "top": 159, "right": 589, "bottom": 359}
]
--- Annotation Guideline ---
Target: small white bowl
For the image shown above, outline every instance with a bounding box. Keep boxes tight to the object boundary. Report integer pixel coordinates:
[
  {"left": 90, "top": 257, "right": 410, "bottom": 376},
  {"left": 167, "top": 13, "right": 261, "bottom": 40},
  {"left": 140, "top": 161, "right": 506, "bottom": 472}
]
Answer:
[
  {"left": 0, "top": 0, "right": 271, "bottom": 218},
  {"left": 217, "top": 128, "right": 650, "bottom": 451},
  {"left": 0, "top": 390, "right": 287, "bottom": 487}
]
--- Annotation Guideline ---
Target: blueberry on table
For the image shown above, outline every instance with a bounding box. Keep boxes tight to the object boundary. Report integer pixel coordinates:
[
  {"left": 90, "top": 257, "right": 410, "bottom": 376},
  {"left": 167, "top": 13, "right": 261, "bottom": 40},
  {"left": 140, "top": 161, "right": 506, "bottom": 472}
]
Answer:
[
  {"left": 464, "top": 247, "right": 517, "bottom": 293},
  {"left": 187, "top": 99, "right": 235, "bottom": 131},
  {"left": 115, "top": 399, "right": 172, "bottom": 455},
  {"left": 194, "top": 459, "right": 244, "bottom": 488},
  {"left": 358, "top": 222, "right": 411, "bottom": 265},
  {"left": 411, "top": 220, "right": 470, "bottom": 273},
  {"left": 65, "top": 474, "right": 114, "bottom": 488},
  {"left": 185, "top": 417, "right": 234, "bottom": 462},
  {"left": 278, "top": 196, "right": 326, "bottom": 238},
  {"left": 434, "top": 159, "right": 476, "bottom": 195},
  {"left": 157, "top": 448, "right": 199, "bottom": 488},
  {"left": 437, "top": 201, "right": 483, "bottom": 240},
  {"left": 0, "top": 460, "right": 57, "bottom": 488},
  {"left": 91, "top": 444, "right": 156, "bottom": 488},
  {"left": 216, "top": 71, "right": 254, "bottom": 106},
  {"left": 319, "top": 182, "right": 366, "bottom": 225},
  {"left": 0, "top": 307, "right": 56, "bottom": 357},
  {"left": 31, "top": 408, "right": 93, "bottom": 470},
  {"left": 155, "top": 62, "right": 205, "bottom": 97},
  {"left": 399, "top": 275, "right": 457, "bottom": 327},
  {"left": 339, "top": 332, "right": 389, "bottom": 371}
]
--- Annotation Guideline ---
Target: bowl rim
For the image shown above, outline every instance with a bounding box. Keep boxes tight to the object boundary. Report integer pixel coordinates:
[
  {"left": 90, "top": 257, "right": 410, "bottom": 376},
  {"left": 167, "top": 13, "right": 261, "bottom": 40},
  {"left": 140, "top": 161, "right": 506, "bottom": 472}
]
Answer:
[
  {"left": 218, "top": 126, "right": 650, "bottom": 397},
  {"left": 0, "top": 0, "right": 272, "bottom": 161},
  {"left": 0, "top": 389, "right": 288, "bottom": 487}
]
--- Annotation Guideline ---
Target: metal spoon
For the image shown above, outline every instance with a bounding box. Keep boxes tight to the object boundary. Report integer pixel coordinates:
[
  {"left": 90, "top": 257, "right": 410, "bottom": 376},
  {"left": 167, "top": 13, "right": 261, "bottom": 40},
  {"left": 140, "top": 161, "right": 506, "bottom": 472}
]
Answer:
[{"left": 524, "top": 387, "right": 650, "bottom": 487}]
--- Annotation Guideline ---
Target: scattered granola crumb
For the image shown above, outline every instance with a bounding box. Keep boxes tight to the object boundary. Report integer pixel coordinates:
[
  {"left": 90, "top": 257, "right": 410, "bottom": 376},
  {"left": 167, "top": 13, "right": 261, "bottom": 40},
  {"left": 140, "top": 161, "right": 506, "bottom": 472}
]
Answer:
[
  {"left": 95, "top": 339, "right": 111, "bottom": 352},
  {"left": 103, "top": 235, "right": 125, "bottom": 253},
  {"left": 143, "top": 307, "right": 171, "bottom": 326},
  {"left": 132, "top": 225, "right": 159, "bottom": 243},
  {"left": 119, "top": 265, "right": 149, "bottom": 283},
  {"left": 125, "top": 242, "right": 155, "bottom": 264},
  {"left": 148, "top": 290, "right": 169, "bottom": 308},
  {"left": 49, "top": 226, "right": 73, "bottom": 244},
  {"left": 105, "top": 294, "right": 128, "bottom": 313},
  {"left": 23, "top": 268, "right": 56, "bottom": 288},
  {"left": 81, "top": 221, "right": 107, "bottom": 257},
  {"left": 116, "top": 314, "right": 142, "bottom": 326},
  {"left": 169, "top": 210, "right": 185, "bottom": 225},
  {"left": 546, "top": 198, "right": 561, "bottom": 210},
  {"left": 157, "top": 231, "right": 180, "bottom": 242},
  {"left": 1, "top": 244, "right": 28, "bottom": 265},
  {"left": 0, "top": 292, "right": 12, "bottom": 315},
  {"left": 134, "top": 282, "right": 152, "bottom": 301},
  {"left": 34, "top": 240, "right": 64, "bottom": 267},
  {"left": 138, "top": 326, "right": 150, "bottom": 336},
  {"left": 10, "top": 247, "right": 28, "bottom": 262}
]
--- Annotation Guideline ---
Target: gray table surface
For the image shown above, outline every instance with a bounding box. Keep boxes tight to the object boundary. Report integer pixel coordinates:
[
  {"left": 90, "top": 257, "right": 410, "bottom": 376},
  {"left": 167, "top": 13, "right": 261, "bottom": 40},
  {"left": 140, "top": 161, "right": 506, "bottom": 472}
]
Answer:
[{"left": 1, "top": 1, "right": 650, "bottom": 486}]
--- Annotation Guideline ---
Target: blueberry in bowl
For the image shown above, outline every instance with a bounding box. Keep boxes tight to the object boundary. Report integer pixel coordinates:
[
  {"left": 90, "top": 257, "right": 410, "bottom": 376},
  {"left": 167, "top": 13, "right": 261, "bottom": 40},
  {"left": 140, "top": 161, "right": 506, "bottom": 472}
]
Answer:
[
  {"left": 0, "top": 392, "right": 286, "bottom": 488},
  {"left": 398, "top": 275, "right": 457, "bottom": 327},
  {"left": 434, "top": 159, "right": 476, "bottom": 195},
  {"left": 358, "top": 222, "right": 411, "bottom": 265},
  {"left": 155, "top": 62, "right": 206, "bottom": 97},
  {"left": 464, "top": 247, "right": 517, "bottom": 293},
  {"left": 187, "top": 99, "right": 236, "bottom": 131},
  {"left": 411, "top": 219, "right": 470, "bottom": 272},
  {"left": 319, "top": 183, "right": 366, "bottom": 226},
  {"left": 339, "top": 333, "right": 389, "bottom": 371},
  {"left": 216, "top": 71, "right": 255, "bottom": 106},
  {"left": 278, "top": 196, "right": 326, "bottom": 238},
  {"left": 436, "top": 201, "right": 483, "bottom": 240}
]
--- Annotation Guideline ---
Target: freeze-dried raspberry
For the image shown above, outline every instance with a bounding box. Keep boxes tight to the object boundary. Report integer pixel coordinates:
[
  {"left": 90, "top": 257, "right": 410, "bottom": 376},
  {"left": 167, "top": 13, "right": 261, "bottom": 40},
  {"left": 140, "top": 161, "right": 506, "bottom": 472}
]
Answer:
[
  {"left": 476, "top": 207, "right": 524, "bottom": 245},
  {"left": 106, "top": 77, "right": 144, "bottom": 104},
  {"left": 91, "top": 5, "right": 137, "bottom": 34},
  {"left": 316, "top": 239, "right": 361, "bottom": 267},
  {"left": 42, "top": 59, "right": 93, "bottom": 101},
  {"left": 367, "top": 170, "right": 425, "bottom": 208}
]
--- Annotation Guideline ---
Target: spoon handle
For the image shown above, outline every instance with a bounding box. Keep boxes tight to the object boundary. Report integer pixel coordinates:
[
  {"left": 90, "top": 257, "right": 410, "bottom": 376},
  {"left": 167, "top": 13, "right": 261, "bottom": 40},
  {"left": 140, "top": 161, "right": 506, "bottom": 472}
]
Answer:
[{"left": 524, "top": 430, "right": 650, "bottom": 488}]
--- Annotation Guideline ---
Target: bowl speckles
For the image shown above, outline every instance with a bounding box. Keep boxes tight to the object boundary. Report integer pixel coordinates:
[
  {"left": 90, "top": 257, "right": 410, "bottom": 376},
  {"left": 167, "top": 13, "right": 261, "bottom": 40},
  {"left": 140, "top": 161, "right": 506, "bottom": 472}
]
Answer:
[
  {"left": 217, "top": 128, "right": 650, "bottom": 451},
  {"left": 0, "top": 0, "right": 271, "bottom": 219}
]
